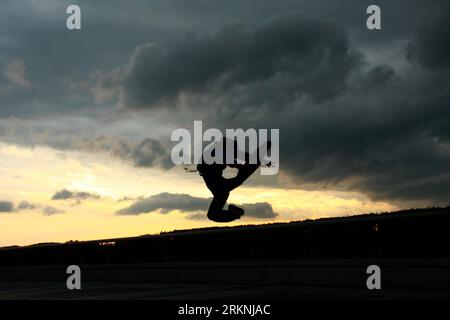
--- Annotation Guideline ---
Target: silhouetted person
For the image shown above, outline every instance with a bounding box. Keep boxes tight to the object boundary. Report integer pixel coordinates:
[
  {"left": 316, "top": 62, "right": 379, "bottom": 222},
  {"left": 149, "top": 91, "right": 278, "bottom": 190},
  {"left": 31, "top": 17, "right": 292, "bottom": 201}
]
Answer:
[{"left": 197, "top": 139, "right": 271, "bottom": 222}]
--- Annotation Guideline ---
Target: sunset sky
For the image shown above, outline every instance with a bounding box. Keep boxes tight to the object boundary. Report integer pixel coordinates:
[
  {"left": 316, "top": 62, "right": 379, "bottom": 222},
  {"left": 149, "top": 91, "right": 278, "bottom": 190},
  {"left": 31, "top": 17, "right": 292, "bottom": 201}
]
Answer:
[{"left": 1, "top": 0, "right": 449, "bottom": 246}]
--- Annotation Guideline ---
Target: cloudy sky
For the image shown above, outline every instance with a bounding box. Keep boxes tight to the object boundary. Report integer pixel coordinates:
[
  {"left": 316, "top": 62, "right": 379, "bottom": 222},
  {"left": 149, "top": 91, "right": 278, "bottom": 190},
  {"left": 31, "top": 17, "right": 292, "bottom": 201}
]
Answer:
[{"left": 1, "top": 0, "right": 449, "bottom": 246}]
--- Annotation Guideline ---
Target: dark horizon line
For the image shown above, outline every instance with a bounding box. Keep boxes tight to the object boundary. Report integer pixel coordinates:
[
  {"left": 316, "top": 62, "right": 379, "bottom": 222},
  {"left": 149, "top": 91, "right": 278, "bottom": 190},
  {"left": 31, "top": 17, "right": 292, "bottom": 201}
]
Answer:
[{"left": 1, "top": 205, "right": 449, "bottom": 251}]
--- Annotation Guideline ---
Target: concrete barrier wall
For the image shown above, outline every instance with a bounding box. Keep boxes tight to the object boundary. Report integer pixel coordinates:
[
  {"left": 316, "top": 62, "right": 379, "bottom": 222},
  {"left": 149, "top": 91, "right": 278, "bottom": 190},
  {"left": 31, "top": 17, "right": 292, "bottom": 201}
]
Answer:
[{"left": 0, "top": 259, "right": 449, "bottom": 290}]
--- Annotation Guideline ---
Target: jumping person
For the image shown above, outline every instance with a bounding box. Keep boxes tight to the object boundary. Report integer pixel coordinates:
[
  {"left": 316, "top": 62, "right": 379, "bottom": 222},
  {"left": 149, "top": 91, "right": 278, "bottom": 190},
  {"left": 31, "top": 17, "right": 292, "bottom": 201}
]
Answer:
[{"left": 197, "top": 138, "right": 271, "bottom": 222}]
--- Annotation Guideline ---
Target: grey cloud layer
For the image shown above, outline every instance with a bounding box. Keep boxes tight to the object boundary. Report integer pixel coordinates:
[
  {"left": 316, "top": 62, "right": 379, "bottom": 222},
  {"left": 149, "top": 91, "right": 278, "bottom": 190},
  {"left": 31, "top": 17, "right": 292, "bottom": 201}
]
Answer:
[
  {"left": 17, "top": 201, "right": 38, "bottom": 210},
  {"left": 0, "top": 200, "right": 64, "bottom": 215},
  {"left": 51, "top": 189, "right": 101, "bottom": 201},
  {"left": 0, "top": 117, "right": 174, "bottom": 169},
  {"left": 0, "top": 201, "right": 14, "bottom": 213},
  {"left": 407, "top": 2, "right": 450, "bottom": 70},
  {"left": 116, "top": 192, "right": 278, "bottom": 219},
  {"left": 0, "top": 0, "right": 438, "bottom": 117},
  {"left": 42, "top": 206, "right": 65, "bottom": 216},
  {"left": 103, "top": 9, "right": 450, "bottom": 206},
  {"left": 74, "top": 136, "right": 173, "bottom": 169},
  {"left": 0, "top": 59, "right": 31, "bottom": 97},
  {"left": 98, "top": 14, "right": 360, "bottom": 109}
]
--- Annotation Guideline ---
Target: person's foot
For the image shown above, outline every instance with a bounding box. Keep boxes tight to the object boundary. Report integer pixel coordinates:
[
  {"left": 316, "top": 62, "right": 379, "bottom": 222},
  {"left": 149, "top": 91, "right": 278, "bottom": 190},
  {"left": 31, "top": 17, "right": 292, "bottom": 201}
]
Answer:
[
  {"left": 228, "top": 204, "right": 245, "bottom": 217},
  {"left": 207, "top": 209, "right": 242, "bottom": 223}
]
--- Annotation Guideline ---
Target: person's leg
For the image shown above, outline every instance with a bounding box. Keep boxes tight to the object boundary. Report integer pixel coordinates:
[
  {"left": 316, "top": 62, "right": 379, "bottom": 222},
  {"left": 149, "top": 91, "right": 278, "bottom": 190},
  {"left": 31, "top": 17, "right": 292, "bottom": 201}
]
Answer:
[
  {"left": 207, "top": 191, "right": 239, "bottom": 222},
  {"left": 223, "top": 162, "right": 261, "bottom": 192},
  {"left": 206, "top": 162, "right": 258, "bottom": 219},
  {"left": 203, "top": 140, "right": 272, "bottom": 222},
  {"left": 224, "top": 140, "right": 272, "bottom": 191}
]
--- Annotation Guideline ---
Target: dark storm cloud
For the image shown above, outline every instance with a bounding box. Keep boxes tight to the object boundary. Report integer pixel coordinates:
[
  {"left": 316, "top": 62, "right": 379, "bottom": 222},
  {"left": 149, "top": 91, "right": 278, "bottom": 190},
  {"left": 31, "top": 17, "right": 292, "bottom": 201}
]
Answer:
[
  {"left": 1, "top": 0, "right": 450, "bottom": 207},
  {"left": 98, "top": 7, "right": 450, "bottom": 206},
  {"left": 0, "top": 0, "right": 434, "bottom": 117},
  {"left": 270, "top": 58, "right": 450, "bottom": 206},
  {"left": 0, "top": 0, "right": 184, "bottom": 118},
  {"left": 0, "top": 118, "right": 174, "bottom": 169},
  {"left": 116, "top": 192, "right": 278, "bottom": 219},
  {"left": 407, "top": 1, "right": 450, "bottom": 70},
  {"left": 363, "top": 65, "right": 396, "bottom": 86},
  {"left": 130, "top": 138, "right": 173, "bottom": 168},
  {"left": 75, "top": 136, "right": 174, "bottom": 169},
  {"left": 0, "top": 59, "right": 31, "bottom": 97},
  {"left": 51, "top": 189, "right": 100, "bottom": 201},
  {"left": 98, "top": 14, "right": 361, "bottom": 109}
]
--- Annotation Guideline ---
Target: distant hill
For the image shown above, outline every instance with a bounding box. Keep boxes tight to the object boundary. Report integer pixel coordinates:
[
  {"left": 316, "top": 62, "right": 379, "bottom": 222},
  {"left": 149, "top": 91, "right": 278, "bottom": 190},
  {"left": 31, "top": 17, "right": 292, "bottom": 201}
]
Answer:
[
  {"left": 158, "top": 206, "right": 450, "bottom": 236},
  {"left": 0, "top": 206, "right": 449, "bottom": 267}
]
